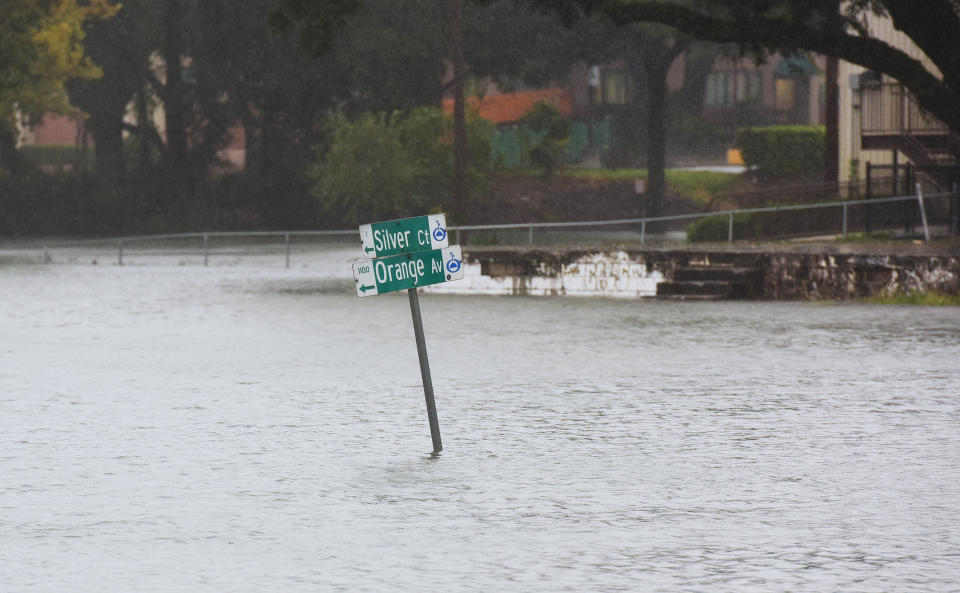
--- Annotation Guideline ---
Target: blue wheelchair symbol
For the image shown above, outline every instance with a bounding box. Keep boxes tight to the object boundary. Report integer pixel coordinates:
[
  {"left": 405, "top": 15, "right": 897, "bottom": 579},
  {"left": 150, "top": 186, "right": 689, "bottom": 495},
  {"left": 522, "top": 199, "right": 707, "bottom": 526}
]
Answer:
[
  {"left": 432, "top": 220, "right": 447, "bottom": 242},
  {"left": 445, "top": 253, "right": 461, "bottom": 274}
]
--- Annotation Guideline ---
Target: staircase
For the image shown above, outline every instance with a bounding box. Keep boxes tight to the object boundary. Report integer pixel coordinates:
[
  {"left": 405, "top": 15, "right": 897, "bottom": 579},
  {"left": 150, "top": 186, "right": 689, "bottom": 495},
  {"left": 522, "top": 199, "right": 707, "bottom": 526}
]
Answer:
[
  {"left": 657, "top": 256, "right": 763, "bottom": 300},
  {"left": 899, "top": 131, "right": 960, "bottom": 190},
  {"left": 861, "top": 82, "right": 960, "bottom": 191}
]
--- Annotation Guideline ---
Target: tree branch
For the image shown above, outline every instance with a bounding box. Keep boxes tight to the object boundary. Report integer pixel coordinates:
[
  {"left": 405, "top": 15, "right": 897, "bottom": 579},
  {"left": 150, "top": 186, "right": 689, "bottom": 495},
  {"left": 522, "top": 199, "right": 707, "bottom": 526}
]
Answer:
[
  {"left": 882, "top": 0, "right": 960, "bottom": 90},
  {"left": 599, "top": 1, "right": 960, "bottom": 132}
]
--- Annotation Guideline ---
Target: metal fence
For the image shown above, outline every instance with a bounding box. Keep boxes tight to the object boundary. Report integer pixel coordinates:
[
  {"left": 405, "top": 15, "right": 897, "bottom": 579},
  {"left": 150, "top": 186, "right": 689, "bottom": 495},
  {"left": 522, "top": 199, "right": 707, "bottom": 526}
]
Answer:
[{"left": 13, "top": 189, "right": 959, "bottom": 267}]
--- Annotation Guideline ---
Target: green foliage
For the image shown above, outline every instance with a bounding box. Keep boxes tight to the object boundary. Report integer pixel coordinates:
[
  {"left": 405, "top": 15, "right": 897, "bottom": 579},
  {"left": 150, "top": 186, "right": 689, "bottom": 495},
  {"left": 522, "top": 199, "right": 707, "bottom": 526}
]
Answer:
[
  {"left": 0, "top": 170, "right": 125, "bottom": 236},
  {"left": 686, "top": 202, "right": 840, "bottom": 242},
  {"left": 519, "top": 101, "right": 571, "bottom": 176},
  {"left": 556, "top": 0, "right": 960, "bottom": 134},
  {"left": 664, "top": 170, "right": 740, "bottom": 205},
  {"left": 735, "top": 125, "right": 825, "bottom": 180},
  {"left": 836, "top": 231, "right": 893, "bottom": 243},
  {"left": 685, "top": 213, "right": 741, "bottom": 242},
  {"left": 0, "top": 0, "right": 116, "bottom": 131},
  {"left": 19, "top": 145, "right": 94, "bottom": 171},
  {"left": 269, "top": 0, "right": 361, "bottom": 58},
  {"left": 864, "top": 291, "right": 960, "bottom": 306},
  {"left": 309, "top": 107, "right": 495, "bottom": 226},
  {"left": 561, "top": 168, "right": 740, "bottom": 205}
]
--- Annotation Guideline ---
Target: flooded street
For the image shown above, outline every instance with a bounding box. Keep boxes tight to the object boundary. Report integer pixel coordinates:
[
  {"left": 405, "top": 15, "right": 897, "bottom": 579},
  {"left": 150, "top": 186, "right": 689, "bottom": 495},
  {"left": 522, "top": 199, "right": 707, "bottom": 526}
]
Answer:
[{"left": 3, "top": 247, "right": 960, "bottom": 592}]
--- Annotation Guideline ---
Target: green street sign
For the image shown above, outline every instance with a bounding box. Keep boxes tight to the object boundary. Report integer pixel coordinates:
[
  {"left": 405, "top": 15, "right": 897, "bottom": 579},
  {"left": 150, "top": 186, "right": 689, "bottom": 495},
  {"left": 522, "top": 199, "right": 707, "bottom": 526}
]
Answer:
[
  {"left": 353, "top": 246, "right": 464, "bottom": 297},
  {"left": 359, "top": 214, "right": 448, "bottom": 258}
]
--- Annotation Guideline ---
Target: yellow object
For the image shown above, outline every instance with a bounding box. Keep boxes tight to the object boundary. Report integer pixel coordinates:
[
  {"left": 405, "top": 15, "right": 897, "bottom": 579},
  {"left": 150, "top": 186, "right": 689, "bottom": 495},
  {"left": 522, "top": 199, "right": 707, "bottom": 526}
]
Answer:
[{"left": 727, "top": 149, "right": 744, "bottom": 166}]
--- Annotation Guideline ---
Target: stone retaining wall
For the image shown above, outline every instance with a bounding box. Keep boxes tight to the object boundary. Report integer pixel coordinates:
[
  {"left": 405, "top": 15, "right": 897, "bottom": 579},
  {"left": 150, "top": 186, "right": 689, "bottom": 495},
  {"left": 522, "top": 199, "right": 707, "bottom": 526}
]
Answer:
[{"left": 424, "top": 248, "right": 960, "bottom": 299}]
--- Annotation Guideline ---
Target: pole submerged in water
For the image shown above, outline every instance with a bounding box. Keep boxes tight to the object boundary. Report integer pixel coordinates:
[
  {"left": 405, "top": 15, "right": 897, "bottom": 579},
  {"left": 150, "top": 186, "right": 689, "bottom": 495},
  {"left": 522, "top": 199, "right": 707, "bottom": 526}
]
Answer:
[{"left": 407, "top": 287, "right": 442, "bottom": 453}]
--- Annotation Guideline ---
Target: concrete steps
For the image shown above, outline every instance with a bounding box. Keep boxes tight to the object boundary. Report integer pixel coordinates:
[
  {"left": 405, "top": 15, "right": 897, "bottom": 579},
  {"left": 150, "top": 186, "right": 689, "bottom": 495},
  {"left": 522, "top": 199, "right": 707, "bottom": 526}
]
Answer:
[{"left": 657, "top": 261, "right": 763, "bottom": 300}]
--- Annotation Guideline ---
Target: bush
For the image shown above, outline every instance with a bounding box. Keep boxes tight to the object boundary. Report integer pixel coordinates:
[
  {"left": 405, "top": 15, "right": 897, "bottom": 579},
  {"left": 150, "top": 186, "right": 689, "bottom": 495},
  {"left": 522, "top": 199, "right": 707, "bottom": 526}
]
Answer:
[
  {"left": 686, "top": 204, "right": 843, "bottom": 242},
  {"left": 518, "top": 101, "right": 570, "bottom": 177},
  {"left": 0, "top": 170, "right": 128, "bottom": 236},
  {"left": 309, "top": 107, "right": 495, "bottom": 226},
  {"left": 735, "top": 125, "right": 825, "bottom": 180},
  {"left": 20, "top": 145, "right": 94, "bottom": 172}
]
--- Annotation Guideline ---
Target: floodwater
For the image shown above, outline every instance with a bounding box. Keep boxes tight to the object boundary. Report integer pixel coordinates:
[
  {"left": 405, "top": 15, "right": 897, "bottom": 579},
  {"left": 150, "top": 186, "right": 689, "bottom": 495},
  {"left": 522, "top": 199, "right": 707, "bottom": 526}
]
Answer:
[{"left": 3, "top": 246, "right": 960, "bottom": 592}]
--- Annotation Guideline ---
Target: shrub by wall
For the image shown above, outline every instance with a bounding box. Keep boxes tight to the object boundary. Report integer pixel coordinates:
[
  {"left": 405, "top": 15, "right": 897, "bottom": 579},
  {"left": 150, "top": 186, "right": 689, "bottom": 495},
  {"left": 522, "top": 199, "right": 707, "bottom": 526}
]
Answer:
[
  {"left": 735, "top": 125, "right": 825, "bottom": 180},
  {"left": 686, "top": 206, "right": 841, "bottom": 242}
]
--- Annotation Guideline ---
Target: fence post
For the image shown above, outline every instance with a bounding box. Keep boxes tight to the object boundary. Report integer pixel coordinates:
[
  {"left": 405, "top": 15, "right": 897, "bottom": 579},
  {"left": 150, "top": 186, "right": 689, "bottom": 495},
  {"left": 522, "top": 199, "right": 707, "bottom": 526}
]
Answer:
[
  {"left": 284, "top": 232, "right": 291, "bottom": 268},
  {"left": 916, "top": 183, "right": 930, "bottom": 242},
  {"left": 865, "top": 162, "right": 873, "bottom": 234},
  {"left": 953, "top": 182, "right": 959, "bottom": 236},
  {"left": 203, "top": 233, "right": 209, "bottom": 266},
  {"left": 728, "top": 213, "right": 734, "bottom": 242},
  {"left": 842, "top": 202, "right": 848, "bottom": 238},
  {"left": 892, "top": 150, "right": 899, "bottom": 195},
  {"left": 640, "top": 221, "right": 646, "bottom": 244},
  {"left": 118, "top": 239, "right": 124, "bottom": 266},
  {"left": 528, "top": 225, "right": 533, "bottom": 245}
]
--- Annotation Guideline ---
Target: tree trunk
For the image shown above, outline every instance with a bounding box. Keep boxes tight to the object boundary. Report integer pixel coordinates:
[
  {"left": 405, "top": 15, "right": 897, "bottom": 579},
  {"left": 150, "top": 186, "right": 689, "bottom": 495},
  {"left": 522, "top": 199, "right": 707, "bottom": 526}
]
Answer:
[
  {"left": 824, "top": 57, "right": 840, "bottom": 185},
  {"left": 676, "top": 47, "right": 717, "bottom": 111},
  {"left": 162, "top": 0, "right": 188, "bottom": 174},
  {"left": 646, "top": 71, "right": 668, "bottom": 219},
  {"left": 451, "top": 0, "right": 467, "bottom": 222},
  {"left": 0, "top": 129, "right": 23, "bottom": 175},
  {"left": 89, "top": 114, "right": 126, "bottom": 178},
  {"left": 644, "top": 55, "right": 673, "bottom": 221}
]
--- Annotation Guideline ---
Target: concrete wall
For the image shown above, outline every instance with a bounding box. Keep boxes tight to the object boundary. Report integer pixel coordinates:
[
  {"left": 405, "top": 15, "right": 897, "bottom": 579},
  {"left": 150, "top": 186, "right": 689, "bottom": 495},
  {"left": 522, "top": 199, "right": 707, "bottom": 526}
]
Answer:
[
  {"left": 425, "top": 249, "right": 667, "bottom": 298},
  {"left": 424, "top": 248, "right": 960, "bottom": 300}
]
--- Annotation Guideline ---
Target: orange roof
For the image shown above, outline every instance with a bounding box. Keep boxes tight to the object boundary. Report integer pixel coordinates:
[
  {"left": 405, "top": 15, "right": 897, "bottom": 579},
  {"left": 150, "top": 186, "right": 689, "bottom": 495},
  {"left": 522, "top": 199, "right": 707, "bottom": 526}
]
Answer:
[{"left": 442, "top": 89, "right": 574, "bottom": 124}]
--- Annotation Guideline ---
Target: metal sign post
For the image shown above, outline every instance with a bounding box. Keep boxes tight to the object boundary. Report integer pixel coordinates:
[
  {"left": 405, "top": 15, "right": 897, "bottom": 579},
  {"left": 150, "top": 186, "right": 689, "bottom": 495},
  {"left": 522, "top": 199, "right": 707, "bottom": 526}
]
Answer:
[
  {"left": 407, "top": 287, "right": 442, "bottom": 453},
  {"left": 352, "top": 213, "right": 462, "bottom": 454}
]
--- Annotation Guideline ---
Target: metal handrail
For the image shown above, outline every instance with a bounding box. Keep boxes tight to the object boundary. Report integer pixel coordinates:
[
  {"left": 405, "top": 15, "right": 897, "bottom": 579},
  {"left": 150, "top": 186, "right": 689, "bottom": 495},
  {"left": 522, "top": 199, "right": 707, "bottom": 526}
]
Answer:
[{"left": 15, "top": 190, "right": 956, "bottom": 266}]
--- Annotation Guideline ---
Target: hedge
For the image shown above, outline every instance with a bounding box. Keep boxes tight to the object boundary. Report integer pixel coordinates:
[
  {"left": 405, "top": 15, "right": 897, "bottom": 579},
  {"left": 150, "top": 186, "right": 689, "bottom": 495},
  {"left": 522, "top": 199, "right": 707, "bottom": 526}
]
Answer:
[{"left": 735, "top": 125, "right": 825, "bottom": 180}]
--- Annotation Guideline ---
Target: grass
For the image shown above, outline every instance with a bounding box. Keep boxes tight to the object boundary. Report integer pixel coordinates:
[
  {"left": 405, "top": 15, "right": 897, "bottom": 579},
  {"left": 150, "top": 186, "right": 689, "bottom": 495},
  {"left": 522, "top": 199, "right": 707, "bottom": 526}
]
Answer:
[
  {"left": 862, "top": 291, "right": 960, "bottom": 306},
  {"left": 836, "top": 231, "right": 894, "bottom": 243},
  {"left": 558, "top": 168, "right": 741, "bottom": 206}
]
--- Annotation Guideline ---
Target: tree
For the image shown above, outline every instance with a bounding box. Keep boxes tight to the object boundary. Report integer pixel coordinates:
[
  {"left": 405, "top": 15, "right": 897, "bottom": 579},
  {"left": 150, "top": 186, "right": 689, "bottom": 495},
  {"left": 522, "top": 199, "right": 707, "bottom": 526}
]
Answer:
[
  {"left": 519, "top": 101, "right": 571, "bottom": 176},
  {"left": 310, "top": 107, "right": 494, "bottom": 225},
  {"left": 627, "top": 24, "right": 689, "bottom": 218},
  {"left": 554, "top": 13, "right": 693, "bottom": 217},
  {"left": 272, "top": 0, "right": 578, "bottom": 224},
  {"left": 575, "top": 0, "right": 960, "bottom": 135},
  {"left": 66, "top": 0, "right": 157, "bottom": 177},
  {"left": 0, "top": 0, "right": 117, "bottom": 172},
  {"left": 193, "top": 0, "right": 336, "bottom": 227}
]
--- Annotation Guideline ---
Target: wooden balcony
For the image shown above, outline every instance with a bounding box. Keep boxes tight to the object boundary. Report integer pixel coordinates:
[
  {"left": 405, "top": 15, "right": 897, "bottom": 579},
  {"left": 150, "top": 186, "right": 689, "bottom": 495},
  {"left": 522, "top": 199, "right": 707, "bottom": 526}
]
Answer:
[{"left": 860, "top": 83, "right": 960, "bottom": 174}]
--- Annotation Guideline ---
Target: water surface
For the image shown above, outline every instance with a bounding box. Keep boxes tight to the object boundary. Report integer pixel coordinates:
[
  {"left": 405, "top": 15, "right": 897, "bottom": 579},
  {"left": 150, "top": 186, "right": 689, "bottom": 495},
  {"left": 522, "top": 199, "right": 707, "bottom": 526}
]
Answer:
[{"left": 3, "top": 249, "right": 959, "bottom": 592}]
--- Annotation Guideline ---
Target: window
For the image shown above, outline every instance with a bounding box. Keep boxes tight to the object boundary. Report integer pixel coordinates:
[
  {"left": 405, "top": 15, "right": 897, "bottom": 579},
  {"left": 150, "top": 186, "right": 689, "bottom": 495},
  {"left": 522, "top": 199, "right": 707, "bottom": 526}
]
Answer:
[
  {"left": 705, "top": 71, "right": 726, "bottom": 106},
  {"left": 705, "top": 71, "right": 762, "bottom": 107},
  {"left": 748, "top": 72, "right": 761, "bottom": 102},
  {"left": 602, "top": 71, "right": 629, "bottom": 105},
  {"left": 776, "top": 78, "right": 796, "bottom": 111}
]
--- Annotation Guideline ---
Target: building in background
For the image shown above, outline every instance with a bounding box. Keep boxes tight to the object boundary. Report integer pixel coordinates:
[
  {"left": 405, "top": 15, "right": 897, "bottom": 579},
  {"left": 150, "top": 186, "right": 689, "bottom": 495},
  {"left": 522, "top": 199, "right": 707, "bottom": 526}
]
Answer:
[{"left": 838, "top": 12, "right": 958, "bottom": 189}]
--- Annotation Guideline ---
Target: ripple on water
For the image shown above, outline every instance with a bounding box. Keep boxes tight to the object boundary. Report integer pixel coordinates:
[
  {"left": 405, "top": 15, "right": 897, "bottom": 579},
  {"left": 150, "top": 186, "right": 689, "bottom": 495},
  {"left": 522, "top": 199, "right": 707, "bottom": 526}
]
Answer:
[{"left": 1, "top": 260, "right": 959, "bottom": 592}]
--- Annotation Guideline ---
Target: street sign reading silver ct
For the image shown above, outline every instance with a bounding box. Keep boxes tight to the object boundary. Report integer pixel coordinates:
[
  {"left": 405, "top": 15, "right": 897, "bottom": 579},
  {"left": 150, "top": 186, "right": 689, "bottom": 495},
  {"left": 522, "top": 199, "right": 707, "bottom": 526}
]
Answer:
[{"left": 359, "top": 214, "right": 448, "bottom": 259}]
